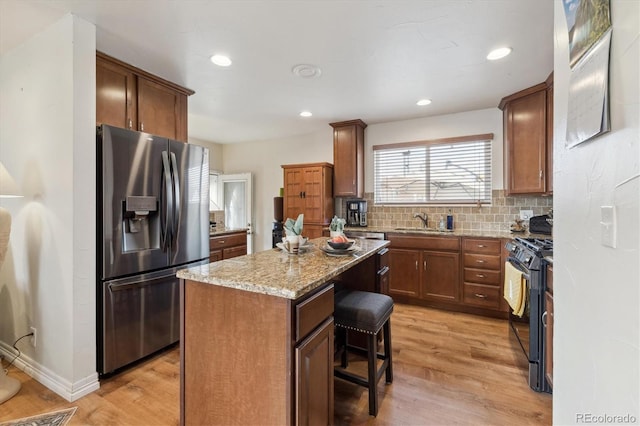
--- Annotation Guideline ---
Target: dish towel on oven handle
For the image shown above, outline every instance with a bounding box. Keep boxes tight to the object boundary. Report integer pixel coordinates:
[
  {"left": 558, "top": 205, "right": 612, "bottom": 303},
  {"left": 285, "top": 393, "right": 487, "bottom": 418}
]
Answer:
[{"left": 504, "top": 261, "right": 526, "bottom": 317}]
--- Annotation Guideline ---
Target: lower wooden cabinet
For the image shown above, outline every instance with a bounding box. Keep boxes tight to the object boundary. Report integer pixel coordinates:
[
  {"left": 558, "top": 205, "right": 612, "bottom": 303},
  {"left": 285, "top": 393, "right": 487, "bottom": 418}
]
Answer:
[
  {"left": 388, "top": 233, "right": 508, "bottom": 318},
  {"left": 209, "top": 231, "right": 247, "bottom": 262},
  {"left": 295, "top": 317, "right": 334, "bottom": 426}
]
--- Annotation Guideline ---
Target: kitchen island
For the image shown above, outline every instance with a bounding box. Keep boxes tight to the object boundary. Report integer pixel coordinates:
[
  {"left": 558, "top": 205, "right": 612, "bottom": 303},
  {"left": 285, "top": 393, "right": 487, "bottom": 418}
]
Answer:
[{"left": 177, "top": 237, "right": 390, "bottom": 426}]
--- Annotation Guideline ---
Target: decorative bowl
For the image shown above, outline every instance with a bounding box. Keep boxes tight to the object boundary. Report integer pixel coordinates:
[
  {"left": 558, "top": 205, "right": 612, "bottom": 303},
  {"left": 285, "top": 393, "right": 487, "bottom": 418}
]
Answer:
[{"left": 327, "top": 239, "right": 354, "bottom": 250}]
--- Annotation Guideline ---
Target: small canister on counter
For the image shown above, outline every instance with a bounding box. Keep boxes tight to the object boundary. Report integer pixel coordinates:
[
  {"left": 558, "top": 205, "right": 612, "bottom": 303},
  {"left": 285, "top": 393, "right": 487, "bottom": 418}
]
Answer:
[{"left": 446, "top": 210, "right": 454, "bottom": 230}]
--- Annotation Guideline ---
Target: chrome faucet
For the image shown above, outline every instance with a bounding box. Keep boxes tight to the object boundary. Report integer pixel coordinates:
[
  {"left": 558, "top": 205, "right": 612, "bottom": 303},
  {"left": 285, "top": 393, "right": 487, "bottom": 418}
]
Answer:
[{"left": 413, "top": 212, "right": 428, "bottom": 228}]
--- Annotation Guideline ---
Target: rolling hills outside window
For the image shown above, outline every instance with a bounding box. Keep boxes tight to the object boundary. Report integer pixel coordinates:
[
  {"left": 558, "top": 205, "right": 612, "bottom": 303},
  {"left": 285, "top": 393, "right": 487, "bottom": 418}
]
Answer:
[{"left": 373, "top": 133, "right": 493, "bottom": 205}]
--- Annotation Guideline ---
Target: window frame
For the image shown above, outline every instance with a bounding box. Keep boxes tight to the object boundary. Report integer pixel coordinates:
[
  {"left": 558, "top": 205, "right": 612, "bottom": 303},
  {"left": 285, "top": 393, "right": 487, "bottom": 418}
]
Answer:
[{"left": 372, "top": 133, "right": 494, "bottom": 206}]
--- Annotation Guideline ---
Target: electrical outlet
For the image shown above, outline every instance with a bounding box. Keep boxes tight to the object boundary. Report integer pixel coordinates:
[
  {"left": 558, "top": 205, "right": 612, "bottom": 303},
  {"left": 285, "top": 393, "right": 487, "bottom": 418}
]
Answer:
[
  {"left": 30, "top": 326, "right": 37, "bottom": 348},
  {"left": 519, "top": 210, "right": 534, "bottom": 221}
]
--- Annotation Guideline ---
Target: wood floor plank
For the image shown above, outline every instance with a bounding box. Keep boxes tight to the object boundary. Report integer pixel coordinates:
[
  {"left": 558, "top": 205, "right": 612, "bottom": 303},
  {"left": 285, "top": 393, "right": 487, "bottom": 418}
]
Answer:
[{"left": 0, "top": 304, "right": 550, "bottom": 425}]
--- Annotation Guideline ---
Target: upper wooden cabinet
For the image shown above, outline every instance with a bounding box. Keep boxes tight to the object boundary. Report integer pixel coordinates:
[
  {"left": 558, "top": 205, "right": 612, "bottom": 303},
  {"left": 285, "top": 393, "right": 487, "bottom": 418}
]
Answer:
[
  {"left": 282, "top": 163, "right": 334, "bottom": 239},
  {"left": 499, "top": 74, "right": 553, "bottom": 195},
  {"left": 96, "top": 52, "right": 194, "bottom": 142},
  {"left": 330, "top": 119, "right": 367, "bottom": 198}
]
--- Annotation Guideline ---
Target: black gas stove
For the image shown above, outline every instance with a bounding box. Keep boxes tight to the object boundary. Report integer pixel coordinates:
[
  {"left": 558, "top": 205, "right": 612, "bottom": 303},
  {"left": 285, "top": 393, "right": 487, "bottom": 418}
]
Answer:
[{"left": 505, "top": 236, "right": 553, "bottom": 393}]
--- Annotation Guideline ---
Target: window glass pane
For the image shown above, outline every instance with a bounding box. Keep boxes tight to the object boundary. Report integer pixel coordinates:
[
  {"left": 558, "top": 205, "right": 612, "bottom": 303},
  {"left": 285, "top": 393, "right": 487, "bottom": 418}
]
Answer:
[{"left": 374, "top": 138, "right": 492, "bottom": 205}]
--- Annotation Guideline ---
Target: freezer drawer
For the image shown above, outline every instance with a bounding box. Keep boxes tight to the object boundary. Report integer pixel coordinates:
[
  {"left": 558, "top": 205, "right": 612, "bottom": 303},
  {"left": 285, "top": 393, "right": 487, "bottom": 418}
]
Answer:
[{"left": 100, "top": 269, "right": 180, "bottom": 375}]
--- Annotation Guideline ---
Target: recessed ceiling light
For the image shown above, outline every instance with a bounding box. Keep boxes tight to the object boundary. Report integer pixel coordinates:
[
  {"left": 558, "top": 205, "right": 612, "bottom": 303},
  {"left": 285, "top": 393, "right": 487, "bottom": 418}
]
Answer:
[
  {"left": 487, "top": 47, "right": 512, "bottom": 60},
  {"left": 416, "top": 99, "right": 432, "bottom": 106},
  {"left": 300, "top": 111, "right": 313, "bottom": 117},
  {"left": 292, "top": 64, "right": 322, "bottom": 79},
  {"left": 210, "top": 54, "right": 232, "bottom": 67}
]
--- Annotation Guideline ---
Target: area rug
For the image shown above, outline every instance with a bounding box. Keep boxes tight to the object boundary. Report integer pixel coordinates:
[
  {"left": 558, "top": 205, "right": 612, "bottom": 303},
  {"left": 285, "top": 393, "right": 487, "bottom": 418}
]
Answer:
[{"left": 0, "top": 407, "right": 77, "bottom": 426}]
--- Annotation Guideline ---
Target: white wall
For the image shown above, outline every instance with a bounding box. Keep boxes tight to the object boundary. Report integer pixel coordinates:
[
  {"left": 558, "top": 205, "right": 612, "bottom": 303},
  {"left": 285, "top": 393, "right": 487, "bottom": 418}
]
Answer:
[
  {"left": 364, "top": 108, "right": 504, "bottom": 191},
  {"left": 222, "top": 129, "right": 333, "bottom": 252},
  {"left": 0, "top": 14, "right": 98, "bottom": 401},
  {"left": 553, "top": 0, "right": 639, "bottom": 424},
  {"left": 221, "top": 108, "right": 507, "bottom": 253}
]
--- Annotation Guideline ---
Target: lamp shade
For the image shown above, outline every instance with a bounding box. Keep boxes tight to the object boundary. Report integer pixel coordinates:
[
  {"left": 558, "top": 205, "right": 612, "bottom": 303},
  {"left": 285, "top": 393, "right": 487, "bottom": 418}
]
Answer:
[{"left": 0, "top": 161, "right": 21, "bottom": 197}]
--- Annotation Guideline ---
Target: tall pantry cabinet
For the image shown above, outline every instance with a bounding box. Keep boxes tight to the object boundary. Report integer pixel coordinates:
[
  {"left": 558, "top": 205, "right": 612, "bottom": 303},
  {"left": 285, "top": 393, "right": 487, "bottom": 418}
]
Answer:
[
  {"left": 96, "top": 51, "right": 194, "bottom": 142},
  {"left": 282, "top": 163, "right": 334, "bottom": 239}
]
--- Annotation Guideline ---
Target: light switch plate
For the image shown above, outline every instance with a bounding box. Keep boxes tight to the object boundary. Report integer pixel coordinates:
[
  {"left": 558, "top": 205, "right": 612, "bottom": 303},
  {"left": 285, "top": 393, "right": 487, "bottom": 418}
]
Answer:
[
  {"left": 519, "top": 210, "right": 534, "bottom": 220},
  {"left": 600, "top": 205, "right": 616, "bottom": 248}
]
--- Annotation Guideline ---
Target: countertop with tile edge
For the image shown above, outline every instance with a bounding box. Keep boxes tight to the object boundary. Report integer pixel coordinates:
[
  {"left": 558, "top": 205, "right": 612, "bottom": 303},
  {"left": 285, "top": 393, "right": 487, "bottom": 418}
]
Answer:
[
  {"left": 209, "top": 227, "right": 247, "bottom": 236},
  {"left": 177, "top": 237, "right": 390, "bottom": 300},
  {"left": 343, "top": 226, "right": 552, "bottom": 240}
]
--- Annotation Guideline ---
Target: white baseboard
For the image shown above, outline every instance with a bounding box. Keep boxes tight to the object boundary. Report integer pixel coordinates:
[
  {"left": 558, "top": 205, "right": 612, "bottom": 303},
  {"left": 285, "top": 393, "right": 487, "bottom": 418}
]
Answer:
[{"left": 0, "top": 343, "right": 100, "bottom": 402}]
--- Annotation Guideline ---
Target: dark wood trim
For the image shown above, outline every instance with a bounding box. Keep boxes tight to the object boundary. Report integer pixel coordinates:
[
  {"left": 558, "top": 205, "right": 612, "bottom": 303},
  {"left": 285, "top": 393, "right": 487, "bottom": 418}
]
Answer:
[
  {"left": 281, "top": 162, "right": 334, "bottom": 169},
  {"left": 329, "top": 119, "right": 368, "bottom": 129},
  {"left": 372, "top": 133, "right": 494, "bottom": 150},
  {"left": 498, "top": 82, "right": 547, "bottom": 110},
  {"left": 97, "top": 51, "right": 194, "bottom": 96}
]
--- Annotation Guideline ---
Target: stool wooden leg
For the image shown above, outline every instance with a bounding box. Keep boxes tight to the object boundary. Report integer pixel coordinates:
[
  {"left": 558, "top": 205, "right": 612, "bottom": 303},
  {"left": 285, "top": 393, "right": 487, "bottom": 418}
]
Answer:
[
  {"left": 367, "top": 333, "right": 378, "bottom": 416},
  {"left": 341, "top": 328, "right": 348, "bottom": 368},
  {"left": 384, "top": 319, "right": 393, "bottom": 383}
]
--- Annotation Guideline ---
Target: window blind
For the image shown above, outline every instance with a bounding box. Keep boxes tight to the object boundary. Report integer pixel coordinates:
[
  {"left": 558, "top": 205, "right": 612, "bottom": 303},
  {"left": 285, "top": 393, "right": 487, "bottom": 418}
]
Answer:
[{"left": 373, "top": 134, "right": 493, "bottom": 205}]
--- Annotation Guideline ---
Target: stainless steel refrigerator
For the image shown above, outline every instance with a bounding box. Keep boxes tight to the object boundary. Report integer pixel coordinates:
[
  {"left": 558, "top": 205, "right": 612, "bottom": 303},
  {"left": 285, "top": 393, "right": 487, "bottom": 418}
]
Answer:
[{"left": 97, "top": 124, "right": 209, "bottom": 375}]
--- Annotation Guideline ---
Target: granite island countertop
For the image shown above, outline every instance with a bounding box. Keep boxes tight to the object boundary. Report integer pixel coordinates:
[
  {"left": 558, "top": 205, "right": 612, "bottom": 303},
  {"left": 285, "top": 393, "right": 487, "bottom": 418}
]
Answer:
[{"left": 177, "top": 237, "right": 390, "bottom": 300}]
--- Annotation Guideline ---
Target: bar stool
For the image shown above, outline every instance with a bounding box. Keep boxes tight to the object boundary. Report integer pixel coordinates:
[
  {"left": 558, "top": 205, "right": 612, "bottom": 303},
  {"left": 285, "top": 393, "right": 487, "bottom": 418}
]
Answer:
[{"left": 334, "top": 289, "right": 394, "bottom": 417}]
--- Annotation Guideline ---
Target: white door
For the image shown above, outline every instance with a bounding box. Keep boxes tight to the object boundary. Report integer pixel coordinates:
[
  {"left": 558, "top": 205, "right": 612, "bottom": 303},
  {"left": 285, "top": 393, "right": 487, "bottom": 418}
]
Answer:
[{"left": 219, "top": 173, "right": 253, "bottom": 254}]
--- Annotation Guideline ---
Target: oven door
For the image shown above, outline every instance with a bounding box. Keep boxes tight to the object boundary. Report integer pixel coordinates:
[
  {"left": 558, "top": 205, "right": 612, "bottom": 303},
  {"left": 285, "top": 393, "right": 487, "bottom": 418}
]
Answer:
[{"left": 507, "top": 259, "right": 532, "bottom": 360}]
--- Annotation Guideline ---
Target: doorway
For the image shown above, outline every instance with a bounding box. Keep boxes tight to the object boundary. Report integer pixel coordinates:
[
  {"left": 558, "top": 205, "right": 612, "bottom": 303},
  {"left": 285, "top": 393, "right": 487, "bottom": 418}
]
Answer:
[{"left": 219, "top": 173, "right": 253, "bottom": 254}]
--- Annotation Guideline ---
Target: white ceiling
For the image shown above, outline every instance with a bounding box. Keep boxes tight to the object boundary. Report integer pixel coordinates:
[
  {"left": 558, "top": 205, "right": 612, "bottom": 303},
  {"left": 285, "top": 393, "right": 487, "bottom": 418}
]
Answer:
[{"left": 0, "top": 0, "right": 553, "bottom": 144}]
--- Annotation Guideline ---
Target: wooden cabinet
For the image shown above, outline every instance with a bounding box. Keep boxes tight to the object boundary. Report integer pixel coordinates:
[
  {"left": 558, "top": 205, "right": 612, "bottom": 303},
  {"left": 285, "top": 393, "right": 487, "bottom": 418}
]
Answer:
[
  {"left": 499, "top": 73, "right": 553, "bottom": 195},
  {"left": 209, "top": 231, "right": 247, "bottom": 262},
  {"left": 96, "top": 52, "right": 193, "bottom": 142},
  {"left": 544, "top": 263, "right": 554, "bottom": 389},
  {"left": 330, "top": 119, "right": 366, "bottom": 198},
  {"left": 182, "top": 281, "right": 334, "bottom": 425},
  {"left": 461, "top": 238, "right": 505, "bottom": 311},
  {"left": 388, "top": 248, "right": 421, "bottom": 298},
  {"left": 388, "top": 234, "right": 460, "bottom": 303},
  {"left": 282, "top": 163, "right": 334, "bottom": 240}
]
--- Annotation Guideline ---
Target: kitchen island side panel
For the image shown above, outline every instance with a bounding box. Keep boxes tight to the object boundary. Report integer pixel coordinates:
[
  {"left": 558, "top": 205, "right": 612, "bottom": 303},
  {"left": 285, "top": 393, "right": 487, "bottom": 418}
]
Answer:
[{"left": 183, "top": 280, "right": 292, "bottom": 425}]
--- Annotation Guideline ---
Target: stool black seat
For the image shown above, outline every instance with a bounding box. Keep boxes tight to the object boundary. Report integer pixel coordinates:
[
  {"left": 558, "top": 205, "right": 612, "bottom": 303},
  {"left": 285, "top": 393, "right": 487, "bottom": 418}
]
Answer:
[{"left": 334, "top": 289, "right": 394, "bottom": 417}]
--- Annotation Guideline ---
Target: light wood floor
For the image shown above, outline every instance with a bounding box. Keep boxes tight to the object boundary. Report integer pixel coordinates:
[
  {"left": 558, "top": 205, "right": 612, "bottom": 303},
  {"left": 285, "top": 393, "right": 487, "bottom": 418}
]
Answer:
[{"left": 0, "top": 304, "right": 551, "bottom": 425}]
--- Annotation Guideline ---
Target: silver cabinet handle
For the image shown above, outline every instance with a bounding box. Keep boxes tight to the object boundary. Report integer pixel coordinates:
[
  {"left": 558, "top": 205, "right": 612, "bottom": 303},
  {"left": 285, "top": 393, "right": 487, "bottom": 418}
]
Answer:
[
  {"left": 542, "top": 311, "right": 548, "bottom": 327},
  {"left": 474, "top": 293, "right": 487, "bottom": 299},
  {"left": 140, "top": 122, "right": 145, "bottom": 131},
  {"left": 476, "top": 260, "right": 486, "bottom": 264},
  {"left": 415, "top": 260, "right": 418, "bottom": 270},
  {"left": 128, "top": 118, "right": 133, "bottom": 129},
  {"left": 476, "top": 274, "right": 486, "bottom": 278},
  {"left": 423, "top": 260, "right": 427, "bottom": 270},
  {"left": 477, "top": 244, "right": 485, "bottom": 248}
]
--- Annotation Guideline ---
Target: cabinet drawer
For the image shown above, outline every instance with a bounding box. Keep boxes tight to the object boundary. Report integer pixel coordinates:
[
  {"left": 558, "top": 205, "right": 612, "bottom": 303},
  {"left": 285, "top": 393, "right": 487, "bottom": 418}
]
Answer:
[
  {"left": 463, "top": 283, "right": 501, "bottom": 309},
  {"left": 388, "top": 234, "right": 460, "bottom": 251},
  {"left": 463, "top": 253, "right": 501, "bottom": 270},
  {"left": 463, "top": 238, "right": 501, "bottom": 254},
  {"left": 209, "top": 250, "right": 222, "bottom": 263},
  {"left": 377, "top": 247, "right": 389, "bottom": 271},
  {"left": 209, "top": 232, "right": 246, "bottom": 250},
  {"left": 296, "top": 284, "right": 334, "bottom": 342},
  {"left": 223, "top": 245, "right": 247, "bottom": 259},
  {"left": 464, "top": 268, "right": 500, "bottom": 285}
]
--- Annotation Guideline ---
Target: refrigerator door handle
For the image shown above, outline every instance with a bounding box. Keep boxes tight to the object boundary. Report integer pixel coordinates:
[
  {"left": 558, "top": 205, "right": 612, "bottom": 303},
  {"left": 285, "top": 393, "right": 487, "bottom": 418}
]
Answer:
[
  {"left": 170, "top": 152, "right": 181, "bottom": 244},
  {"left": 161, "top": 151, "right": 174, "bottom": 250}
]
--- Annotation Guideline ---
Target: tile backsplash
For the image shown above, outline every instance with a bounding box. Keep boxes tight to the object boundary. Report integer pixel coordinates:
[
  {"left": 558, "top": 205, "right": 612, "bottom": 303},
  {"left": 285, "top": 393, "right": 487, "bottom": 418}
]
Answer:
[{"left": 337, "top": 190, "right": 553, "bottom": 232}]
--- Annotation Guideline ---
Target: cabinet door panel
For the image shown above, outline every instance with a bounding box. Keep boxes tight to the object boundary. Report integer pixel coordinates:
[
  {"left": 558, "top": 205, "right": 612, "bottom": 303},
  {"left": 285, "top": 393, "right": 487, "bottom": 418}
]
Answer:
[
  {"left": 284, "top": 168, "right": 304, "bottom": 220},
  {"left": 422, "top": 251, "right": 460, "bottom": 301},
  {"left": 303, "top": 224, "right": 324, "bottom": 240},
  {"left": 302, "top": 167, "right": 324, "bottom": 223},
  {"left": 138, "top": 76, "right": 183, "bottom": 141},
  {"left": 505, "top": 90, "right": 546, "bottom": 194},
  {"left": 296, "top": 318, "right": 334, "bottom": 426},
  {"left": 333, "top": 125, "right": 357, "bottom": 196},
  {"left": 96, "top": 57, "right": 137, "bottom": 129},
  {"left": 388, "top": 249, "right": 420, "bottom": 298}
]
